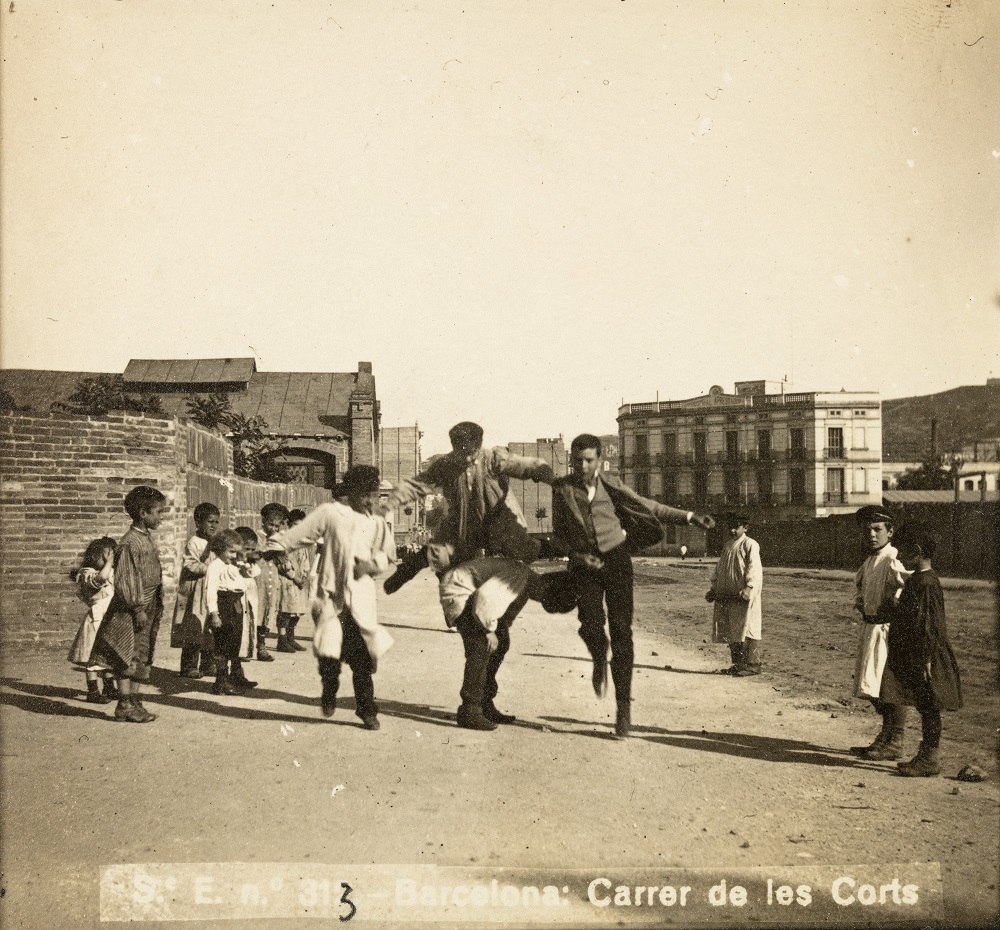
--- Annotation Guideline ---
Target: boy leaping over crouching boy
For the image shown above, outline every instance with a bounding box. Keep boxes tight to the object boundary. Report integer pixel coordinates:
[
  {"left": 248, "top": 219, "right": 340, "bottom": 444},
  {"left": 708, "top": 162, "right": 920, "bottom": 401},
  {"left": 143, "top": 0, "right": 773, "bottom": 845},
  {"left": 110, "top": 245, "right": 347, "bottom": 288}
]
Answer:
[{"left": 265, "top": 466, "right": 396, "bottom": 730}]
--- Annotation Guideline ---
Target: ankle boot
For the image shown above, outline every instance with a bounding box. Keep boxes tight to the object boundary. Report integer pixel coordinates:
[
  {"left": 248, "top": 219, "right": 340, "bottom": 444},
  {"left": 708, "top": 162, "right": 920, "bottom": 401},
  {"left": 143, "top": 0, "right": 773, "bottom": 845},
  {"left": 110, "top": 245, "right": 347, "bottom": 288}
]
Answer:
[
  {"left": 256, "top": 626, "right": 274, "bottom": 662},
  {"left": 229, "top": 661, "right": 257, "bottom": 689},
  {"left": 212, "top": 664, "right": 242, "bottom": 695},
  {"left": 862, "top": 707, "right": 904, "bottom": 761},
  {"left": 457, "top": 706, "right": 498, "bottom": 731},
  {"left": 102, "top": 678, "right": 121, "bottom": 700},
  {"left": 180, "top": 645, "right": 202, "bottom": 678},
  {"left": 287, "top": 617, "right": 306, "bottom": 651},
  {"left": 851, "top": 715, "right": 889, "bottom": 756},
  {"left": 115, "top": 695, "right": 156, "bottom": 723},
  {"left": 482, "top": 699, "right": 516, "bottom": 724},
  {"left": 613, "top": 701, "right": 632, "bottom": 740},
  {"left": 898, "top": 743, "right": 941, "bottom": 777},
  {"left": 199, "top": 650, "right": 217, "bottom": 677},
  {"left": 276, "top": 626, "right": 296, "bottom": 653}
]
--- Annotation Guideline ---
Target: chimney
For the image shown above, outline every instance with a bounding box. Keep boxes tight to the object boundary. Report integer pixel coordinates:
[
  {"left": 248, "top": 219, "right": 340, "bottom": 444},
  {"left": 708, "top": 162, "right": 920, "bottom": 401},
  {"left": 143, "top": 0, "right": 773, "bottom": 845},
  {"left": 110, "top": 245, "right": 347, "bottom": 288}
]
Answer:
[{"left": 359, "top": 362, "right": 373, "bottom": 374}]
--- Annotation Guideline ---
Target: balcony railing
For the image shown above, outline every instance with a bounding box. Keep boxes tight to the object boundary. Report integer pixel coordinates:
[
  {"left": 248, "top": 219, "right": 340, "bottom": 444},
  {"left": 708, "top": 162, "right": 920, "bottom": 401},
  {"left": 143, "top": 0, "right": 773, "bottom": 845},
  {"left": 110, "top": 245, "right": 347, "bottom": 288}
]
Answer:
[
  {"left": 823, "top": 491, "right": 848, "bottom": 504},
  {"left": 824, "top": 447, "right": 847, "bottom": 460}
]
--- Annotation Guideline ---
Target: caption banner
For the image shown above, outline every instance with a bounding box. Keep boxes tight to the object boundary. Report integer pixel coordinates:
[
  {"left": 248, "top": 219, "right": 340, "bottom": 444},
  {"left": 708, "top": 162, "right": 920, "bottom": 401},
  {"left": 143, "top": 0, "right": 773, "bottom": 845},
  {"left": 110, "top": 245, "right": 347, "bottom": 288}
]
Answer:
[{"left": 101, "top": 861, "right": 942, "bottom": 924}]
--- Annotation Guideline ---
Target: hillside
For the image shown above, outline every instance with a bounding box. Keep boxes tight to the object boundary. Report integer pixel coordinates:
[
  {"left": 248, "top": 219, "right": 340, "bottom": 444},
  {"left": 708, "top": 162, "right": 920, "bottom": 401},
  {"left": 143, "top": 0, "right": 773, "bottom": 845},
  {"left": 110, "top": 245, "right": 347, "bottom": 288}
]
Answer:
[{"left": 883, "top": 382, "right": 1000, "bottom": 461}]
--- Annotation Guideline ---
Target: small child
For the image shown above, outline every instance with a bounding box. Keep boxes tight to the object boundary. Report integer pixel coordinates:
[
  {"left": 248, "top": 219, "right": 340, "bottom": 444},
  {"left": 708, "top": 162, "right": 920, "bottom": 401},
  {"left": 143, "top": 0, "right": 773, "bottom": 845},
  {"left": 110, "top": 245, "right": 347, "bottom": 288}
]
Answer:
[
  {"left": 257, "top": 503, "right": 290, "bottom": 658},
  {"left": 880, "top": 523, "right": 962, "bottom": 776},
  {"left": 276, "top": 508, "right": 311, "bottom": 653},
  {"left": 67, "top": 536, "right": 120, "bottom": 703},
  {"left": 171, "top": 502, "right": 219, "bottom": 679},
  {"left": 706, "top": 513, "right": 763, "bottom": 676},
  {"left": 849, "top": 504, "right": 911, "bottom": 760},
  {"left": 265, "top": 466, "right": 395, "bottom": 730},
  {"left": 235, "top": 526, "right": 263, "bottom": 663},
  {"left": 88, "top": 486, "right": 169, "bottom": 723},
  {"left": 205, "top": 529, "right": 258, "bottom": 695}
]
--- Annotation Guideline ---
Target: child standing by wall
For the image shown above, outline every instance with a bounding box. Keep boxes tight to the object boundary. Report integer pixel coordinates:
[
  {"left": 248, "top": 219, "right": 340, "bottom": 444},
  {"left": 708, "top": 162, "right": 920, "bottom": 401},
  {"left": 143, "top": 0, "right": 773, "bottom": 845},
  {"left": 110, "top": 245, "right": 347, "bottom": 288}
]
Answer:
[
  {"left": 205, "top": 529, "right": 257, "bottom": 695},
  {"left": 235, "top": 526, "right": 264, "bottom": 663},
  {"left": 171, "top": 502, "right": 220, "bottom": 679},
  {"left": 278, "top": 509, "right": 312, "bottom": 652},
  {"left": 257, "top": 503, "right": 290, "bottom": 659},
  {"left": 67, "top": 536, "right": 120, "bottom": 703},
  {"left": 88, "top": 486, "right": 169, "bottom": 723},
  {"left": 850, "top": 504, "right": 911, "bottom": 760},
  {"left": 706, "top": 513, "right": 764, "bottom": 676},
  {"left": 880, "top": 522, "right": 963, "bottom": 776}
]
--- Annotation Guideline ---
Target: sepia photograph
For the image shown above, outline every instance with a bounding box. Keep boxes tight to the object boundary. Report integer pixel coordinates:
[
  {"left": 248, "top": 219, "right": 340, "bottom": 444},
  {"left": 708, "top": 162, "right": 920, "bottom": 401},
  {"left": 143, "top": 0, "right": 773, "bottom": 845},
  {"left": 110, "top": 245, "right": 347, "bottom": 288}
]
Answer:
[{"left": 1, "top": 2, "right": 997, "bottom": 928}]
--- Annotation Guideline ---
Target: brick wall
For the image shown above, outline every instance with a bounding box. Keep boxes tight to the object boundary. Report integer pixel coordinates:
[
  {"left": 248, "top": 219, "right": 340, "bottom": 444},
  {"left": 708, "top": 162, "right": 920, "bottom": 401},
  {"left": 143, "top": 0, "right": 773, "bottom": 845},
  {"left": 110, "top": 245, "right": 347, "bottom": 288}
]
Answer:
[{"left": 0, "top": 411, "right": 330, "bottom": 651}]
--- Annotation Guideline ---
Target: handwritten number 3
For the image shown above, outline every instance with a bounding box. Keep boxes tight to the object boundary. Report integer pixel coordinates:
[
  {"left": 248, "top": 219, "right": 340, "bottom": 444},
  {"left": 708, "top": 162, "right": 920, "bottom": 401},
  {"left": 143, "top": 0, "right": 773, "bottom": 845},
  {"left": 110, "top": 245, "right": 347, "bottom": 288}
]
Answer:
[{"left": 339, "top": 882, "right": 356, "bottom": 922}]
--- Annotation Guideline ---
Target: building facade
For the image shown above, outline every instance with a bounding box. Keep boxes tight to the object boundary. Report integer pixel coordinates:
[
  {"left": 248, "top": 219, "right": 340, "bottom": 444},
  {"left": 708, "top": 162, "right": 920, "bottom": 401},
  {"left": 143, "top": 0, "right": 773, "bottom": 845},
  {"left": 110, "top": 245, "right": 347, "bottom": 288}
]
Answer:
[
  {"left": 618, "top": 380, "right": 883, "bottom": 521},
  {"left": 378, "top": 424, "right": 424, "bottom": 544},
  {"left": 506, "top": 437, "right": 568, "bottom": 535}
]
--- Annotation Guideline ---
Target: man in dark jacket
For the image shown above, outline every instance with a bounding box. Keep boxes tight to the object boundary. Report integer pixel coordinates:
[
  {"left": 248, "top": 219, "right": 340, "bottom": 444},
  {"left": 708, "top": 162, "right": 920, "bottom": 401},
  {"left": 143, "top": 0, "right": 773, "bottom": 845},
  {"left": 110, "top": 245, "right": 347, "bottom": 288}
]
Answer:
[{"left": 551, "top": 434, "right": 714, "bottom": 739}]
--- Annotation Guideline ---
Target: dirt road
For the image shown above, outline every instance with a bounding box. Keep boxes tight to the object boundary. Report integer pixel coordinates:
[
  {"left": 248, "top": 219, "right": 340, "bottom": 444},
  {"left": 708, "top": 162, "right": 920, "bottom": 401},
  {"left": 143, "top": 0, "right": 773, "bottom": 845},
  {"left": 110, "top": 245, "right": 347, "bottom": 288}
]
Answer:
[{"left": 1, "top": 561, "right": 996, "bottom": 928}]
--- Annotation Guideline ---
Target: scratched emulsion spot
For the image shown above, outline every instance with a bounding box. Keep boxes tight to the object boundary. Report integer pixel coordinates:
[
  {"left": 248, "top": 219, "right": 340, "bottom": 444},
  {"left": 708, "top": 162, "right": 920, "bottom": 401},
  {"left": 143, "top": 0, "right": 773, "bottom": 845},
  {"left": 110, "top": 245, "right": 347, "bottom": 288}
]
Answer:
[{"left": 834, "top": 275, "right": 850, "bottom": 288}]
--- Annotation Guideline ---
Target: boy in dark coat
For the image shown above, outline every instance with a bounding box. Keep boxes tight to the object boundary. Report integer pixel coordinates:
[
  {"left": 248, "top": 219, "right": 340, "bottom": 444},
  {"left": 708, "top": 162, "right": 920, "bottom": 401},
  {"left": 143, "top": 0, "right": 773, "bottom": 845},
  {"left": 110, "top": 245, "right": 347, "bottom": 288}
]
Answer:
[{"left": 879, "top": 522, "right": 963, "bottom": 777}]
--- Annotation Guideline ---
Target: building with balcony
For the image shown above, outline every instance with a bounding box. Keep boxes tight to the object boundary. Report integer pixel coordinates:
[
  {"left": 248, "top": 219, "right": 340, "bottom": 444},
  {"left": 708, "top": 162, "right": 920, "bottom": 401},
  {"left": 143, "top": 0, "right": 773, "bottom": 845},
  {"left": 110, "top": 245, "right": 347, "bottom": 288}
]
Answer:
[{"left": 618, "top": 380, "right": 883, "bottom": 520}]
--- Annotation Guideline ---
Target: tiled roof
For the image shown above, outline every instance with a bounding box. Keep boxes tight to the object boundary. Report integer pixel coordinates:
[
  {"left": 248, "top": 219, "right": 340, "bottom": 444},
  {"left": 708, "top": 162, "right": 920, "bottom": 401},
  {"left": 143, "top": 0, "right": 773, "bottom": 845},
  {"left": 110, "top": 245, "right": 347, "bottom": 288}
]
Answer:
[
  {"left": 123, "top": 358, "right": 256, "bottom": 385},
  {"left": 0, "top": 365, "right": 370, "bottom": 439}
]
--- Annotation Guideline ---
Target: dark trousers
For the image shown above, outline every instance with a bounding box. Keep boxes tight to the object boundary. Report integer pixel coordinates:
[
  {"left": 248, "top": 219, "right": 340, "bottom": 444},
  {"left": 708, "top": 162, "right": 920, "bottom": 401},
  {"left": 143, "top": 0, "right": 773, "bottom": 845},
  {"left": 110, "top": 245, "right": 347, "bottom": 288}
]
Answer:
[
  {"left": 213, "top": 592, "right": 244, "bottom": 662},
  {"left": 572, "top": 545, "right": 635, "bottom": 702},
  {"left": 455, "top": 594, "right": 522, "bottom": 711},
  {"left": 317, "top": 615, "right": 376, "bottom": 719}
]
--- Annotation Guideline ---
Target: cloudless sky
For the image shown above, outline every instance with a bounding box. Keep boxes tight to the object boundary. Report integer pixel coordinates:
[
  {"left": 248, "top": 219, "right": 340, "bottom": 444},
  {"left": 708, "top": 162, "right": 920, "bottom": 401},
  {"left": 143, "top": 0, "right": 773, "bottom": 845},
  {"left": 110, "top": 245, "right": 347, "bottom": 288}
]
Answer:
[{"left": 2, "top": 1, "right": 998, "bottom": 455}]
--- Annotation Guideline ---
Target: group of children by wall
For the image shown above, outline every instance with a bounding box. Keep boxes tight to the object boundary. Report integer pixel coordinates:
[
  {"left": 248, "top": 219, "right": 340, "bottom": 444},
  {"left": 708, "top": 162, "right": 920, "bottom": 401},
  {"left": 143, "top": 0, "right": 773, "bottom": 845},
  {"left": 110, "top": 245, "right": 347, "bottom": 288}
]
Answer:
[{"left": 67, "top": 486, "right": 963, "bottom": 776}]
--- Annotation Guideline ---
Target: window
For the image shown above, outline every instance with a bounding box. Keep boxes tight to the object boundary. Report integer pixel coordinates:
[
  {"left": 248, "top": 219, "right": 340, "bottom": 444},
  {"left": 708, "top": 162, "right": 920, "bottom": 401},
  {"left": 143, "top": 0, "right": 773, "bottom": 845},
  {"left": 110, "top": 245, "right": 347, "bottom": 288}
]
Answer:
[
  {"left": 964, "top": 479, "right": 974, "bottom": 490},
  {"left": 695, "top": 416, "right": 705, "bottom": 425},
  {"left": 853, "top": 426, "right": 866, "bottom": 450},
  {"left": 662, "top": 432, "right": 677, "bottom": 462},
  {"left": 725, "top": 431, "right": 739, "bottom": 462},
  {"left": 634, "top": 433, "right": 649, "bottom": 466},
  {"left": 826, "top": 468, "right": 845, "bottom": 503},
  {"left": 724, "top": 469, "right": 741, "bottom": 503},
  {"left": 694, "top": 432, "right": 707, "bottom": 464},
  {"left": 758, "top": 468, "right": 773, "bottom": 503},
  {"left": 758, "top": 430, "right": 772, "bottom": 460},
  {"left": 827, "top": 427, "right": 844, "bottom": 458},
  {"left": 790, "top": 469, "right": 806, "bottom": 504},
  {"left": 854, "top": 410, "right": 867, "bottom": 417},
  {"left": 662, "top": 473, "right": 678, "bottom": 502},
  {"left": 790, "top": 428, "right": 805, "bottom": 460},
  {"left": 694, "top": 471, "right": 708, "bottom": 504},
  {"left": 828, "top": 409, "right": 842, "bottom": 417},
  {"left": 634, "top": 472, "right": 650, "bottom": 497}
]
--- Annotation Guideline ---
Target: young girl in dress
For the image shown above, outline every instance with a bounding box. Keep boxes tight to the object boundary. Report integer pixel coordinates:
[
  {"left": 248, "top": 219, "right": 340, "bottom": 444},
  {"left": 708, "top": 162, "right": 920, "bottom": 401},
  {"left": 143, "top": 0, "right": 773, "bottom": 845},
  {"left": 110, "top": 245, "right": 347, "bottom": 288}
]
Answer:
[{"left": 67, "top": 536, "right": 120, "bottom": 703}]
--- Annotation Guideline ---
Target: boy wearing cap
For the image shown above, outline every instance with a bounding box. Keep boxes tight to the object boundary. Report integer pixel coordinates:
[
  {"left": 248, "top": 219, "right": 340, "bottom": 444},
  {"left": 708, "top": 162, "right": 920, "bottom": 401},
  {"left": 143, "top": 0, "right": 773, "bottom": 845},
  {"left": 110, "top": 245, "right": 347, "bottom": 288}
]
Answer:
[
  {"left": 850, "top": 504, "right": 911, "bottom": 760},
  {"left": 265, "top": 466, "right": 396, "bottom": 730},
  {"left": 706, "top": 513, "right": 763, "bottom": 676}
]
